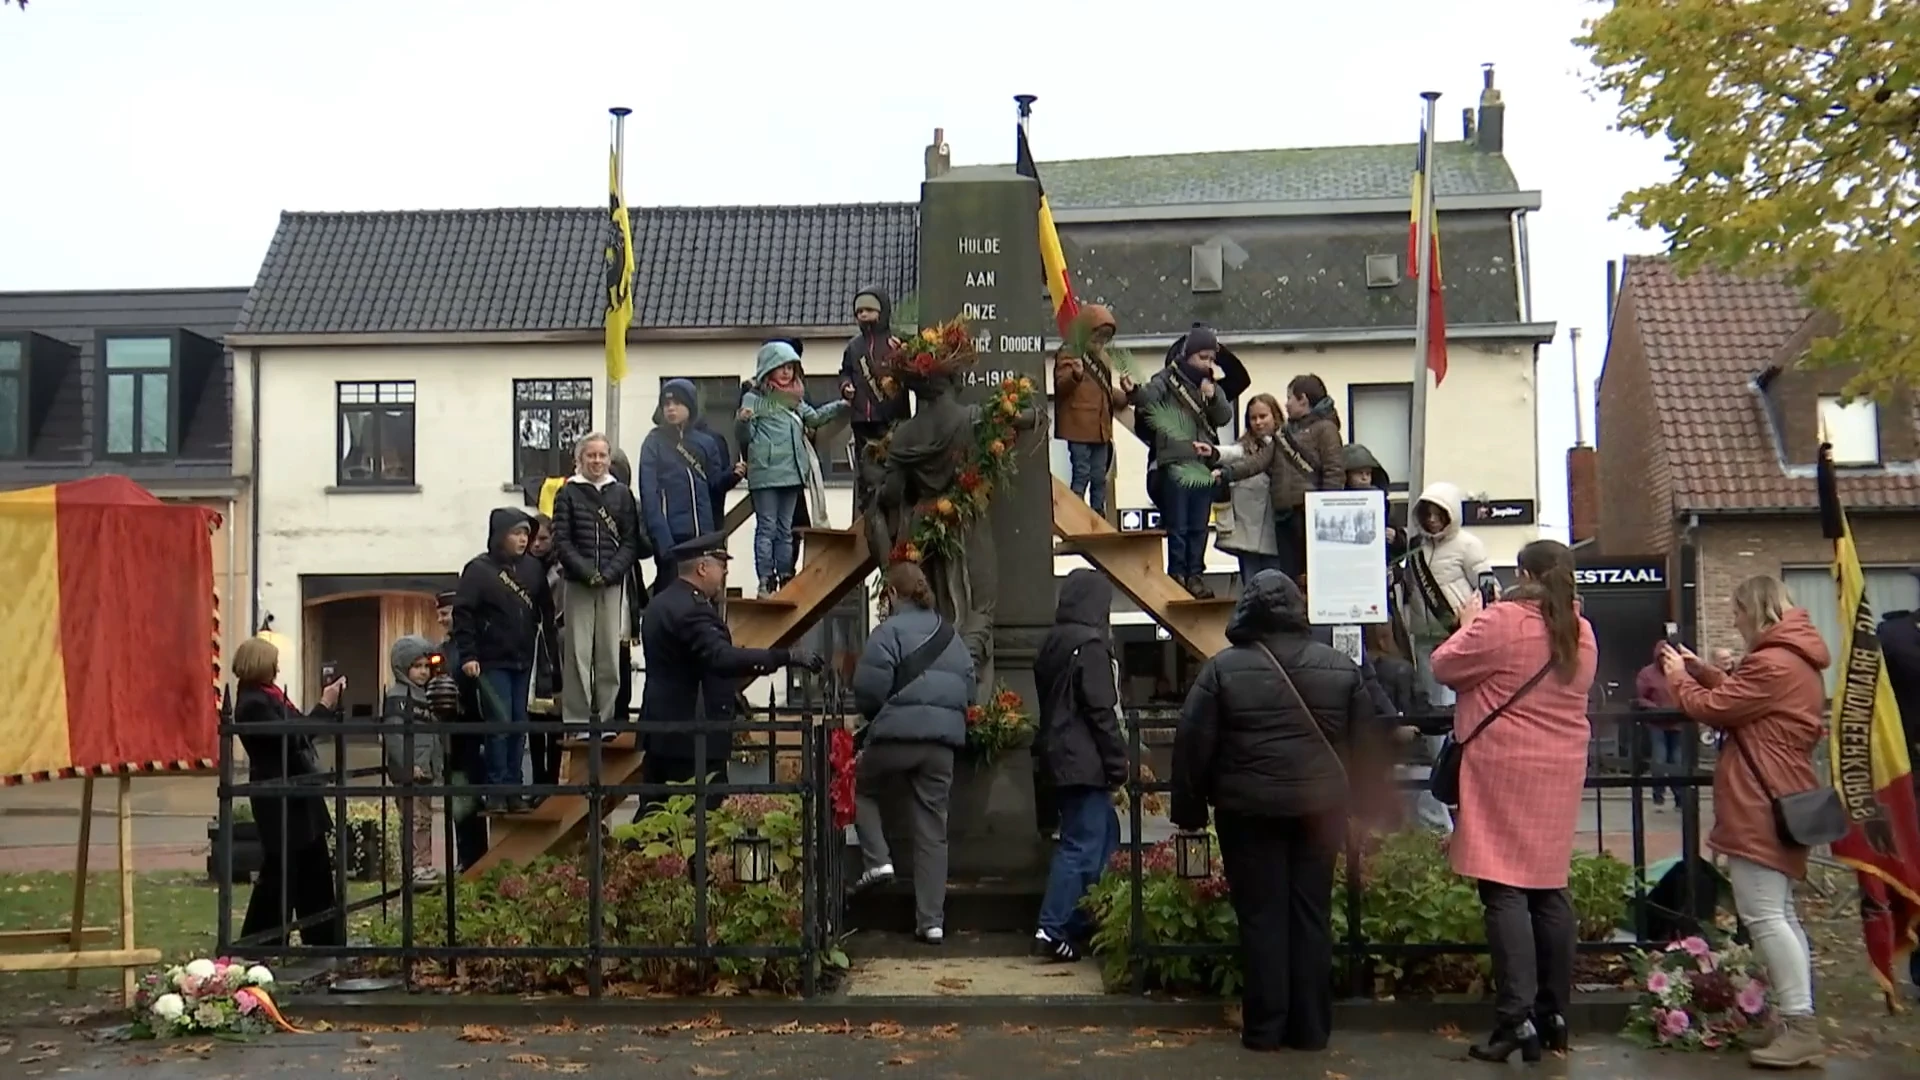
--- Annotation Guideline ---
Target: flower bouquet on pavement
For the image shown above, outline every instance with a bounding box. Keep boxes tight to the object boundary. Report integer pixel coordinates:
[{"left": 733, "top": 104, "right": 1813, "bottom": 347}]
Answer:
[
  {"left": 132, "top": 958, "right": 304, "bottom": 1038},
  {"left": 1622, "top": 935, "right": 1773, "bottom": 1051}
]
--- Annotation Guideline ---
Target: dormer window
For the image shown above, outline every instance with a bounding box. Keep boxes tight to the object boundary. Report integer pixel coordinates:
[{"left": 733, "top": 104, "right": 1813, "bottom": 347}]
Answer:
[
  {"left": 101, "top": 335, "right": 175, "bottom": 456},
  {"left": 1818, "top": 394, "right": 1880, "bottom": 466},
  {"left": 0, "top": 337, "right": 21, "bottom": 458}
]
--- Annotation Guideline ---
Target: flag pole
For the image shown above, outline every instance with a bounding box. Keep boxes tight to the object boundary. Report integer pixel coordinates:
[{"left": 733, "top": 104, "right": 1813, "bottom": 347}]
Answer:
[
  {"left": 607, "top": 106, "right": 632, "bottom": 453},
  {"left": 1407, "top": 91, "right": 1441, "bottom": 504}
]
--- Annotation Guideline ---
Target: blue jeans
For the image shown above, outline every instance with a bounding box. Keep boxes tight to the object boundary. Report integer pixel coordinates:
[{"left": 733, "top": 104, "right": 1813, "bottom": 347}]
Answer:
[
  {"left": 750, "top": 485, "right": 802, "bottom": 581},
  {"left": 479, "top": 666, "right": 532, "bottom": 788},
  {"left": 1037, "top": 786, "right": 1121, "bottom": 940},
  {"left": 1154, "top": 472, "right": 1214, "bottom": 579},
  {"left": 1649, "top": 727, "right": 1684, "bottom": 804},
  {"left": 1067, "top": 441, "right": 1114, "bottom": 515},
  {"left": 1236, "top": 552, "right": 1284, "bottom": 588}
]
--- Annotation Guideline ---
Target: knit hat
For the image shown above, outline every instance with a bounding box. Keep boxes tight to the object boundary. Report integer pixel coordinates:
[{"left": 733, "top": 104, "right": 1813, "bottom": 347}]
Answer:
[
  {"left": 853, "top": 293, "right": 883, "bottom": 315},
  {"left": 657, "top": 378, "right": 698, "bottom": 417},
  {"left": 1184, "top": 326, "right": 1219, "bottom": 357}
]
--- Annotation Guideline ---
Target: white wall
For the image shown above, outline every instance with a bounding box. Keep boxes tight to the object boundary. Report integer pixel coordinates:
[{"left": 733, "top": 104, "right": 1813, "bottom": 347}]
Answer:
[
  {"left": 1048, "top": 338, "right": 1542, "bottom": 578},
  {"left": 253, "top": 337, "right": 849, "bottom": 689}
]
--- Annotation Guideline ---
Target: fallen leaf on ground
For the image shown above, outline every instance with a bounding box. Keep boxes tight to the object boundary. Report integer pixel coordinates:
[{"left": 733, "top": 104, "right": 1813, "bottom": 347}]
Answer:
[
  {"left": 689, "top": 1066, "right": 730, "bottom": 1077},
  {"left": 928, "top": 1024, "right": 960, "bottom": 1039},
  {"left": 1001, "top": 1024, "right": 1034, "bottom": 1035},
  {"left": 933, "top": 978, "right": 971, "bottom": 990},
  {"left": 552, "top": 1063, "right": 589, "bottom": 1074},
  {"left": 1326, "top": 1072, "right": 1351, "bottom": 1080},
  {"left": 533, "top": 1020, "right": 579, "bottom": 1035},
  {"left": 1094, "top": 1047, "right": 1137, "bottom": 1057},
  {"left": 865, "top": 1022, "right": 905, "bottom": 1040},
  {"left": 767, "top": 1022, "right": 801, "bottom": 1035},
  {"left": 692, "top": 1029, "right": 738, "bottom": 1043},
  {"left": 882, "top": 1054, "right": 921, "bottom": 1066},
  {"left": 434, "top": 1065, "right": 471, "bottom": 1071},
  {"left": 506, "top": 1053, "right": 547, "bottom": 1065},
  {"left": 16, "top": 1056, "right": 51, "bottom": 1065},
  {"left": 31, "top": 1043, "right": 62, "bottom": 1053},
  {"left": 459, "top": 1025, "right": 521, "bottom": 1044}
]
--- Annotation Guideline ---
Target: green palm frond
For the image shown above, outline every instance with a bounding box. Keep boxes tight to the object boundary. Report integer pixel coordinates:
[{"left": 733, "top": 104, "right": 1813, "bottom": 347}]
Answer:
[
  {"left": 1168, "top": 460, "right": 1217, "bottom": 490},
  {"left": 1141, "top": 398, "right": 1203, "bottom": 443},
  {"left": 1104, "top": 343, "right": 1140, "bottom": 382}
]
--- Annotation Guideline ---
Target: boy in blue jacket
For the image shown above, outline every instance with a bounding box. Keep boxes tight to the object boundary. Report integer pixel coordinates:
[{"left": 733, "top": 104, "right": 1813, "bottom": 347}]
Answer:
[{"left": 640, "top": 379, "right": 743, "bottom": 582}]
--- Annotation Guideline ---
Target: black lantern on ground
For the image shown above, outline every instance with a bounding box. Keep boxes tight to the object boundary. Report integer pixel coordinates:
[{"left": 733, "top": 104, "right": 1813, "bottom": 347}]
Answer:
[
  {"left": 1173, "top": 829, "right": 1212, "bottom": 880},
  {"left": 732, "top": 828, "right": 772, "bottom": 885}
]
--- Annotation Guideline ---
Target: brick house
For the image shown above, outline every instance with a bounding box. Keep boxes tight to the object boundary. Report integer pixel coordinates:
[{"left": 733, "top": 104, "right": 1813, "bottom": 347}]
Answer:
[{"left": 1593, "top": 257, "right": 1920, "bottom": 677}]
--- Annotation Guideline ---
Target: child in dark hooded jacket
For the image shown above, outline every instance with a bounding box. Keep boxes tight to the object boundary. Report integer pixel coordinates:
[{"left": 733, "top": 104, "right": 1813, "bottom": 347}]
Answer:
[{"left": 382, "top": 634, "right": 444, "bottom": 886}]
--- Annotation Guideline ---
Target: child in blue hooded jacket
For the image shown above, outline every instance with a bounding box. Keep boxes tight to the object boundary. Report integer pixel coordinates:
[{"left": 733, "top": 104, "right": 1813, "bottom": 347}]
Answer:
[{"left": 737, "top": 341, "right": 846, "bottom": 596}]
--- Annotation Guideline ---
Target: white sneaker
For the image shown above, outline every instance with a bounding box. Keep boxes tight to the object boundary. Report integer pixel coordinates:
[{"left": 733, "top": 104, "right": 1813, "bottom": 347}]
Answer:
[
  {"left": 411, "top": 868, "right": 442, "bottom": 889},
  {"left": 916, "top": 927, "right": 944, "bottom": 945},
  {"left": 853, "top": 864, "right": 895, "bottom": 892}
]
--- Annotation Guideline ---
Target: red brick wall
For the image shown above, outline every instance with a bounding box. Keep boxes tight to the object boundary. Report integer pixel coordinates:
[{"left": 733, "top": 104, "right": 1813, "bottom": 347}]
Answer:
[
  {"left": 1693, "top": 515, "right": 1920, "bottom": 655},
  {"left": 1594, "top": 286, "right": 1676, "bottom": 557}
]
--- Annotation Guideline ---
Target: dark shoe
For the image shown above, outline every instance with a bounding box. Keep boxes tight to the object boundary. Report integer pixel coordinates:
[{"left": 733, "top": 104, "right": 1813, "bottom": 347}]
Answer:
[
  {"left": 1033, "top": 930, "right": 1080, "bottom": 963},
  {"left": 1184, "top": 576, "right": 1214, "bottom": 599},
  {"left": 914, "top": 927, "right": 945, "bottom": 945},
  {"left": 756, "top": 577, "right": 777, "bottom": 599},
  {"left": 1467, "top": 1019, "right": 1541, "bottom": 1064},
  {"left": 508, "top": 796, "right": 535, "bottom": 813},
  {"left": 483, "top": 796, "right": 511, "bottom": 814},
  {"left": 1537, "top": 1012, "right": 1568, "bottom": 1054},
  {"left": 778, "top": 572, "right": 796, "bottom": 591}
]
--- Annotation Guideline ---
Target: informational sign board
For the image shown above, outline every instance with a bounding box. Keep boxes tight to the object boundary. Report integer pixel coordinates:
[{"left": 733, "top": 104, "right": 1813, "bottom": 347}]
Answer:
[{"left": 1304, "top": 489, "right": 1389, "bottom": 625}]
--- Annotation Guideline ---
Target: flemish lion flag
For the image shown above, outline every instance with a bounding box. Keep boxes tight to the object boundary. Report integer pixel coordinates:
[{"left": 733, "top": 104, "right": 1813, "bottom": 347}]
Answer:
[
  {"left": 604, "top": 147, "right": 636, "bottom": 386},
  {"left": 1818, "top": 444, "right": 1920, "bottom": 1009},
  {"left": 1014, "top": 123, "right": 1081, "bottom": 338}
]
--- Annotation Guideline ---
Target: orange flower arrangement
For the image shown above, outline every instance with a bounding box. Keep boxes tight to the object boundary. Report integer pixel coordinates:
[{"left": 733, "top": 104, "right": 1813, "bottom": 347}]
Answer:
[{"left": 964, "top": 682, "right": 1033, "bottom": 765}]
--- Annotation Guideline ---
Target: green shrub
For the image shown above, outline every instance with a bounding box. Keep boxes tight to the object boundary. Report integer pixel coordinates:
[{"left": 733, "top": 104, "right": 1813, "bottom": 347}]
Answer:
[{"left": 1086, "top": 828, "right": 1633, "bottom": 997}]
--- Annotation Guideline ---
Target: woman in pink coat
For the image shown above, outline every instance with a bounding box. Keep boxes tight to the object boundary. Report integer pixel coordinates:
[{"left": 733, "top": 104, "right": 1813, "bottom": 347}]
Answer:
[{"left": 1429, "top": 539, "right": 1596, "bottom": 1064}]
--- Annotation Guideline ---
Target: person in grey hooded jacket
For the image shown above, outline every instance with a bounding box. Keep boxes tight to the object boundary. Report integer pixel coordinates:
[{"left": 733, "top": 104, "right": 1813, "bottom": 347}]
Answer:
[
  {"left": 382, "top": 634, "right": 445, "bottom": 886},
  {"left": 849, "top": 561, "right": 976, "bottom": 944}
]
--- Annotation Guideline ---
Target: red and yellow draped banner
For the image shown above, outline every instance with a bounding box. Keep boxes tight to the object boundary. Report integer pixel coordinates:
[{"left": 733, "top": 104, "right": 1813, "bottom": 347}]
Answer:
[
  {"left": 1014, "top": 122, "right": 1081, "bottom": 339},
  {"left": 1818, "top": 446, "right": 1920, "bottom": 1009},
  {"left": 0, "top": 476, "right": 220, "bottom": 785}
]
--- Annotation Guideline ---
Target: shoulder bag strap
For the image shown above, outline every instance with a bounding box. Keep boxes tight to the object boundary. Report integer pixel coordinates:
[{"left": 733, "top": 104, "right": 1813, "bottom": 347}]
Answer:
[
  {"left": 890, "top": 619, "right": 957, "bottom": 698},
  {"left": 1454, "top": 659, "right": 1557, "bottom": 751},
  {"left": 1251, "top": 642, "right": 1348, "bottom": 783},
  {"left": 1726, "top": 729, "right": 1777, "bottom": 803}
]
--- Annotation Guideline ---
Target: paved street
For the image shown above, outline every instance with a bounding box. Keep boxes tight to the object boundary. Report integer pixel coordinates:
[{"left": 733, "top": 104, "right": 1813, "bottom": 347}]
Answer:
[{"left": 1, "top": 1021, "right": 1909, "bottom": 1079}]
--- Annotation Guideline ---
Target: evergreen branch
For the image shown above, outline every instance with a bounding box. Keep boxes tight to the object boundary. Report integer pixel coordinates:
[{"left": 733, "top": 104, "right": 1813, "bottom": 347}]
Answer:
[
  {"left": 1168, "top": 460, "right": 1216, "bottom": 491},
  {"left": 1140, "top": 398, "right": 1203, "bottom": 443}
]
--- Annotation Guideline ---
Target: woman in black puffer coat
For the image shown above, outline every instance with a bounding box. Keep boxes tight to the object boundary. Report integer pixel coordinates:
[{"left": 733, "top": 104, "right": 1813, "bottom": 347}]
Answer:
[{"left": 1170, "top": 570, "right": 1374, "bottom": 1054}]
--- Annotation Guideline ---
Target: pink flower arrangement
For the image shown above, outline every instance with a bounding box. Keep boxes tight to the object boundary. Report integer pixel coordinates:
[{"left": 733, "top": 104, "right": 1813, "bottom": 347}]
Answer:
[{"left": 1626, "top": 937, "right": 1773, "bottom": 1052}]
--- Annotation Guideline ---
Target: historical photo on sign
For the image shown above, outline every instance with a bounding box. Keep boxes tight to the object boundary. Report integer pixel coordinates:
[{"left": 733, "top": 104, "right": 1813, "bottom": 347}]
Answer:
[{"left": 1304, "top": 489, "right": 1388, "bottom": 625}]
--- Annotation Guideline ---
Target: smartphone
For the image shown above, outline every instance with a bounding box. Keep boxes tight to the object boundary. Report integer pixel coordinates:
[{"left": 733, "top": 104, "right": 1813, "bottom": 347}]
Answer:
[
  {"left": 320, "top": 660, "right": 340, "bottom": 687},
  {"left": 1664, "top": 622, "right": 1683, "bottom": 650},
  {"left": 1476, "top": 571, "right": 1499, "bottom": 607}
]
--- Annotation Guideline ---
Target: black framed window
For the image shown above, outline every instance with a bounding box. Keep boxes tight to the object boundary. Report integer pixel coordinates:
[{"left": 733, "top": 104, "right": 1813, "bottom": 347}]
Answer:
[
  {"left": 514, "top": 378, "right": 594, "bottom": 482},
  {"left": 101, "top": 335, "right": 173, "bottom": 456},
  {"left": 1347, "top": 382, "right": 1413, "bottom": 491},
  {"left": 336, "top": 381, "right": 417, "bottom": 486},
  {"left": 0, "top": 337, "right": 21, "bottom": 458}
]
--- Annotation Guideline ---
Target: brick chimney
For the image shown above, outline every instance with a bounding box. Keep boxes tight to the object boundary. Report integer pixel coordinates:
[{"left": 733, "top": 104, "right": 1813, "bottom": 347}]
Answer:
[
  {"left": 924, "top": 127, "right": 950, "bottom": 180},
  {"left": 1476, "top": 63, "right": 1504, "bottom": 154},
  {"left": 1567, "top": 445, "right": 1598, "bottom": 546}
]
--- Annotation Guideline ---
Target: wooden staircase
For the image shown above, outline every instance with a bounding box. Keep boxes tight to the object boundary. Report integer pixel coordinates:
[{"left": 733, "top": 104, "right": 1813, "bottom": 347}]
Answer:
[
  {"left": 1049, "top": 476, "right": 1233, "bottom": 658},
  {"left": 465, "top": 526, "right": 876, "bottom": 875}
]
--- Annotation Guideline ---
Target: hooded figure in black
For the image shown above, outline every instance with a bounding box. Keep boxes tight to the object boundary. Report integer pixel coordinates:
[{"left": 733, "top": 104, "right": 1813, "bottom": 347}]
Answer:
[
  {"left": 1031, "top": 569, "right": 1127, "bottom": 960},
  {"left": 1170, "top": 570, "right": 1371, "bottom": 1053},
  {"left": 452, "top": 507, "right": 556, "bottom": 810},
  {"left": 840, "top": 287, "right": 906, "bottom": 509}
]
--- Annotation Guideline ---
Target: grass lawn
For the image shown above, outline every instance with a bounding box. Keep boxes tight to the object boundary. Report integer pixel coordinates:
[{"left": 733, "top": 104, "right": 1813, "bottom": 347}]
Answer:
[{"left": 0, "top": 871, "right": 387, "bottom": 1021}]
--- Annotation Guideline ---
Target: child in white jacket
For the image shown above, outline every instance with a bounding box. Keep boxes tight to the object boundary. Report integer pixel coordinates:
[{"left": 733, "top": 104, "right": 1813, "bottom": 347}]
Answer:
[{"left": 1403, "top": 481, "right": 1494, "bottom": 715}]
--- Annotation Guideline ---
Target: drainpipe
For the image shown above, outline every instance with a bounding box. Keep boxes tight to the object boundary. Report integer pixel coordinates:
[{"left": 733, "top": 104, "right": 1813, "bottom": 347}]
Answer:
[
  {"left": 248, "top": 347, "right": 262, "bottom": 636},
  {"left": 1675, "top": 509, "right": 1703, "bottom": 915},
  {"left": 1511, "top": 210, "right": 1534, "bottom": 323},
  {"left": 225, "top": 494, "right": 238, "bottom": 667}
]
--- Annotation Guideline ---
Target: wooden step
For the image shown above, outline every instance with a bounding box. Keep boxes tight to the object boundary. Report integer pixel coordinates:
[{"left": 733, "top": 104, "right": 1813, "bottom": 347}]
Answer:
[{"left": 1167, "top": 596, "right": 1237, "bottom": 610}]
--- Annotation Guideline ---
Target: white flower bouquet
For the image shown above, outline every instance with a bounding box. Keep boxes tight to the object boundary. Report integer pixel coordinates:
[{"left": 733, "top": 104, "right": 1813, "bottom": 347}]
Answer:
[{"left": 131, "top": 957, "right": 301, "bottom": 1038}]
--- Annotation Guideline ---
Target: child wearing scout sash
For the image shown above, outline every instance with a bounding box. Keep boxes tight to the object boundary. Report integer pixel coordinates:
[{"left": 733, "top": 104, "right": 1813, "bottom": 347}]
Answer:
[
  {"left": 1130, "top": 327, "right": 1233, "bottom": 597},
  {"left": 452, "top": 507, "right": 556, "bottom": 810},
  {"left": 839, "top": 287, "right": 906, "bottom": 511},
  {"left": 641, "top": 378, "right": 745, "bottom": 582},
  {"left": 1212, "top": 373, "right": 1347, "bottom": 580},
  {"left": 1053, "top": 304, "right": 1133, "bottom": 516}
]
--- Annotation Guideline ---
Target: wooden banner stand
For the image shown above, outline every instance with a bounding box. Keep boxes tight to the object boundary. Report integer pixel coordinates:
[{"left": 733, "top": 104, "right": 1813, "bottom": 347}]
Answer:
[{"left": 0, "top": 774, "right": 162, "bottom": 1005}]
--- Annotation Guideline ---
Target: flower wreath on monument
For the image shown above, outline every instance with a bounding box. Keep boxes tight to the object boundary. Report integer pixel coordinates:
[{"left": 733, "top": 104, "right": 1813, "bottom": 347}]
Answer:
[{"left": 862, "top": 315, "right": 1038, "bottom": 569}]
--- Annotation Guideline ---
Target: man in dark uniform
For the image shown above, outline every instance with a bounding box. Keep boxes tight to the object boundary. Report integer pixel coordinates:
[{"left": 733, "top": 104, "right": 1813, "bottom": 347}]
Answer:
[
  {"left": 636, "top": 532, "right": 821, "bottom": 817},
  {"left": 432, "top": 590, "right": 490, "bottom": 870}
]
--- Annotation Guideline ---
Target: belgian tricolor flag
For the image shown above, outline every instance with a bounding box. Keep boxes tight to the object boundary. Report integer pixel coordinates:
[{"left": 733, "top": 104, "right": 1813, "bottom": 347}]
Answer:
[
  {"left": 1819, "top": 443, "right": 1920, "bottom": 1009},
  {"left": 1407, "top": 123, "right": 1448, "bottom": 386},
  {"left": 1014, "top": 123, "right": 1081, "bottom": 338}
]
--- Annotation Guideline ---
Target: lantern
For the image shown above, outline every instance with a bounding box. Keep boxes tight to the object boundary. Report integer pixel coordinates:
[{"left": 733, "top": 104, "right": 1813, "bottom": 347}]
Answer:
[
  {"left": 732, "top": 828, "right": 772, "bottom": 885},
  {"left": 1173, "top": 829, "right": 1212, "bottom": 880}
]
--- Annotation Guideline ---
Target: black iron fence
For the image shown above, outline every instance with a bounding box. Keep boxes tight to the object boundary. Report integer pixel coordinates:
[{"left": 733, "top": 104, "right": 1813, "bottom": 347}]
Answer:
[
  {"left": 215, "top": 689, "right": 848, "bottom": 997},
  {"left": 1117, "top": 707, "right": 1717, "bottom": 998}
]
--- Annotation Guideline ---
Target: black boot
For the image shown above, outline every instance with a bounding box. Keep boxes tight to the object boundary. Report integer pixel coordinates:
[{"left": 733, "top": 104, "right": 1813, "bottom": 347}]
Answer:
[
  {"left": 1184, "top": 576, "right": 1214, "bottom": 599},
  {"left": 1468, "top": 1018, "right": 1541, "bottom": 1064},
  {"left": 1537, "top": 1012, "right": 1568, "bottom": 1054}
]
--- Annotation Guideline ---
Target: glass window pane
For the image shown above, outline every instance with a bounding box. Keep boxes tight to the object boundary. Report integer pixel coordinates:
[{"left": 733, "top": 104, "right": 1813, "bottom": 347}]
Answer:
[
  {"left": 339, "top": 382, "right": 374, "bottom": 406},
  {"left": 518, "top": 407, "right": 553, "bottom": 451},
  {"left": 517, "top": 380, "right": 554, "bottom": 402},
  {"left": 0, "top": 340, "right": 21, "bottom": 372},
  {"left": 1351, "top": 385, "right": 1413, "bottom": 483},
  {"left": 106, "top": 373, "right": 135, "bottom": 453},
  {"left": 105, "top": 337, "right": 171, "bottom": 370},
  {"left": 558, "top": 379, "right": 593, "bottom": 402},
  {"left": 378, "top": 408, "right": 415, "bottom": 481},
  {"left": 340, "top": 408, "right": 375, "bottom": 481},
  {"left": 555, "top": 407, "right": 592, "bottom": 455},
  {"left": 139, "top": 372, "right": 169, "bottom": 453},
  {"left": 0, "top": 373, "right": 19, "bottom": 455}
]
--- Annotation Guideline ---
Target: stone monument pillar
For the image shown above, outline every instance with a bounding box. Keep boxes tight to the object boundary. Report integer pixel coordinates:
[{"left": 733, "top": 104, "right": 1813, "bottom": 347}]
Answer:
[{"left": 914, "top": 165, "right": 1054, "bottom": 880}]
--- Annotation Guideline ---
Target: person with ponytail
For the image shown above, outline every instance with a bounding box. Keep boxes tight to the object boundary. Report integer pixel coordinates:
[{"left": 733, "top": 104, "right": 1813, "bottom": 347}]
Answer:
[
  {"left": 1429, "top": 540, "right": 1596, "bottom": 1064},
  {"left": 848, "top": 560, "right": 975, "bottom": 945}
]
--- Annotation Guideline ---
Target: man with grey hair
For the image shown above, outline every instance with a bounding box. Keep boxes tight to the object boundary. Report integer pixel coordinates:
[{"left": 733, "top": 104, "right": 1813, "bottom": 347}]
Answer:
[{"left": 551, "top": 432, "right": 647, "bottom": 736}]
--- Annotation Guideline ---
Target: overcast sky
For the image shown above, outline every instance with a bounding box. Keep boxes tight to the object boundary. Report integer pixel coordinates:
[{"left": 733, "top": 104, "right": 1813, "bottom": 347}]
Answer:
[{"left": 0, "top": 0, "right": 1673, "bottom": 537}]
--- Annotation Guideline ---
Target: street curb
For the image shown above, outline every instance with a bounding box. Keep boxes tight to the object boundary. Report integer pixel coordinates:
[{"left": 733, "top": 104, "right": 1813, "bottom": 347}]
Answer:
[
  {"left": 0, "top": 808, "right": 210, "bottom": 820},
  {"left": 282, "top": 991, "right": 1635, "bottom": 1032}
]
